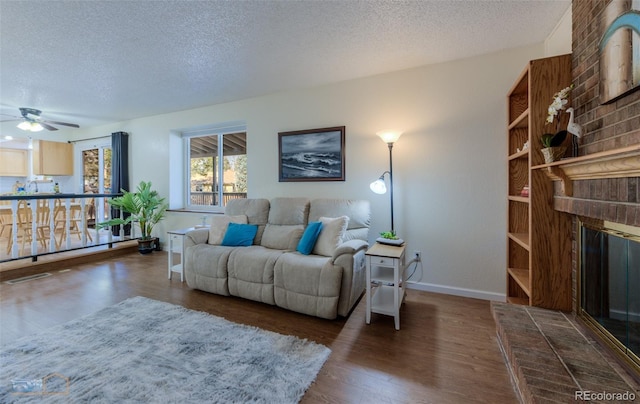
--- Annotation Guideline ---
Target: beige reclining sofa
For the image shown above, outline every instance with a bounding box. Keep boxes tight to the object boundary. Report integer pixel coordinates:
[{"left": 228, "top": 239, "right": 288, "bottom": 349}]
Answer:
[{"left": 183, "top": 197, "right": 371, "bottom": 319}]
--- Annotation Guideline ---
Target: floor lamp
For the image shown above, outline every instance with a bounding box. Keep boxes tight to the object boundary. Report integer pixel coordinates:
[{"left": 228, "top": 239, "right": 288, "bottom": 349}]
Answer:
[{"left": 370, "top": 131, "right": 402, "bottom": 233}]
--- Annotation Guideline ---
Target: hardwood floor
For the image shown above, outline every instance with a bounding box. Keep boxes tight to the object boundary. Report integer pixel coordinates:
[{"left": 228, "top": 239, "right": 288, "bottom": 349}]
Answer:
[{"left": 0, "top": 251, "right": 518, "bottom": 403}]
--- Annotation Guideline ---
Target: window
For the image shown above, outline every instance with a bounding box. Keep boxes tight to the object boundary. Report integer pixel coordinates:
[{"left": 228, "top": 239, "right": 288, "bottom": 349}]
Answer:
[
  {"left": 184, "top": 123, "right": 247, "bottom": 210},
  {"left": 81, "top": 144, "right": 111, "bottom": 226}
]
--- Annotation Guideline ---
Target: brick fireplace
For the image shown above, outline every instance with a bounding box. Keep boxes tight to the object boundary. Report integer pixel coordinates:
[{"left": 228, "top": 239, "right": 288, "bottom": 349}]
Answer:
[
  {"left": 493, "top": 3, "right": 640, "bottom": 400},
  {"left": 553, "top": 0, "right": 640, "bottom": 374}
]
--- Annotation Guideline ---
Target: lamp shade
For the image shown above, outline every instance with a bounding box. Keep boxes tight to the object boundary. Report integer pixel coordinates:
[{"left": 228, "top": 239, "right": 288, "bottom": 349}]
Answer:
[
  {"left": 17, "top": 121, "right": 43, "bottom": 132},
  {"left": 370, "top": 178, "right": 387, "bottom": 194},
  {"left": 376, "top": 130, "right": 403, "bottom": 144},
  {"left": 17, "top": 121, "right": 31, "bottom": 131}
]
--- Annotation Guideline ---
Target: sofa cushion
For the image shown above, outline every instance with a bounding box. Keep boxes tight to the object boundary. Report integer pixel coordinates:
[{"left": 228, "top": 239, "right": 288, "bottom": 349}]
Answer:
[
  {"left": 267, "top": 197, "right": 309, "bottom": 225},
  {"left": 227, "top": 246, "right": 285, "bottom": 305},
  {"left": 261, "top": 224, "right": 304, "bottom": 250},
  {"left": 184, "top": 244, "right": 236, "bottom": 296},
  {"left": 313, "top": 216, "right": 349, "bottom": 257},
  {"left": 208, "top": 215, "right": 248, "bottom": 245},
  {"left": 274, "top": 252, "right": 343, "bottom": 319},
  {"left": 221, "top": 223, "right": 258, "bottom": 247},
  {"left": 309, "top": 199, "right": 370, "bottom": 241},
  {"left": 225, "top": 199, "right": 270, "bottom": 245},
  {"left": 260, "top": 197, "right": 309, "bottom": 250},
  {"left": 296, "top": 221, "right": 323, "bottom": 255}
]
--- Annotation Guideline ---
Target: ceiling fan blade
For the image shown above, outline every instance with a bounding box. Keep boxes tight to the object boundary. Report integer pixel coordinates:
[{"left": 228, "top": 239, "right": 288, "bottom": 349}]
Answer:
[
  {"left": 43, "top": 120, "right": 80, "bottom": 128},
  {"left": 0, "top": 118, "right": 21, "bottom": 123},
  {"left": 39, "top": 122, "right": 58, "bottom": 131}
]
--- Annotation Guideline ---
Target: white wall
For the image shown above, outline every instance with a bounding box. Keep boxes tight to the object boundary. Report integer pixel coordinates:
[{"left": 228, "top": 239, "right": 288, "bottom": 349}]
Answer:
[
  {"left": 69, "top": 43, "right": 545, "bottom": 300},
  {"left": 545, "top": 4, "right": 572, "bottom": 57}
]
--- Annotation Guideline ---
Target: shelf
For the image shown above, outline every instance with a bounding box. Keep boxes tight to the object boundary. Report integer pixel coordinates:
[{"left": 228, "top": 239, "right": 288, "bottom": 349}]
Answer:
[
  {"left": 370, "top": 285, "right": 404, "bottom": 316},
  {"left": 508, "top": 232, "right": 530, "bottom": 250},
  {"left": 508, "top": 195, "right": 529, "bottom": 203},
  {"left": 508, "top": 149, "right": 530, "bottom": 160},
  {"left": 532, "top": 144, "right": 640, "bottom": 196},
  {"left": 370, "top": 266, "right": 404, "bottom": 285},
  {"left": 508, "top": 268, "right": 531, "bottom": 297},
  {"left": 508, "top": 108, "right": 529, "bottom": 130}
]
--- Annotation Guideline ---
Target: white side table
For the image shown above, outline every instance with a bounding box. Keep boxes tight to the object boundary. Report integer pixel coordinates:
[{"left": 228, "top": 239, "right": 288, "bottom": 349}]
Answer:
[
  {"left": 167, "top": 227, "right": 196, "bottom": 282},
  {"left": 365, "top": 243, "right": 406, "bottom": 330}
]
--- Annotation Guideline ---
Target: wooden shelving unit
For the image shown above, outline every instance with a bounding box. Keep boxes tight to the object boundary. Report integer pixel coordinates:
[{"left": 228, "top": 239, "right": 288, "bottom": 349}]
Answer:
[{"left": 506, "top": 54, "right": 573, "bottom": 311}]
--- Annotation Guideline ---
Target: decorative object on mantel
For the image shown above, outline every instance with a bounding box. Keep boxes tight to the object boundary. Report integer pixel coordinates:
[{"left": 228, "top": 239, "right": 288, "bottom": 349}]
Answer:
[
  {"left": 370, "top": 130, "right": 402, "bottom": 238},
  {"left": 566, "top": 107, "right": 583, "bottom": 157},
  {"left": 541, "top": 85, "right": 574, "bottom": 163},
  {"left": 599, "top": 1, "right": 640, "bottom": 104}
]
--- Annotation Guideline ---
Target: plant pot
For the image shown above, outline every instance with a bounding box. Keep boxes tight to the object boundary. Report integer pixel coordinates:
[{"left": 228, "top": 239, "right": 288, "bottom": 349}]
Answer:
[
  {"left": 137, "top": 238, "right": 156, "bottom": 254},
  {"left": 541, "top": 146, "right": 567, "bottom": 163}
]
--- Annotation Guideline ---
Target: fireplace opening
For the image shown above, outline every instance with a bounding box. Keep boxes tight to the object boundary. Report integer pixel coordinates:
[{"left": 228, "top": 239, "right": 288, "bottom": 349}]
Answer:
[{"left": 579, "top": 221, "right": 640, "bottom": 373}]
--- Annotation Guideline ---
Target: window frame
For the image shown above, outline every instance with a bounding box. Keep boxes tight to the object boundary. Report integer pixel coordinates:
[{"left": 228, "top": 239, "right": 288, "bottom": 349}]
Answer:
[{"left": 182, "top": 122, "right": 247, "bottom": 212}]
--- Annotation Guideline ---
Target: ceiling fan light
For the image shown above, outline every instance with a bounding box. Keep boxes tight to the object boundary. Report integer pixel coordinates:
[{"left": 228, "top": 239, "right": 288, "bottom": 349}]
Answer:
[
  {"left": 17, "top": 121, "right": 31, "bottom": 130},
  {"left": 30, "top": 122, "right": 43, "bottom": 132}
]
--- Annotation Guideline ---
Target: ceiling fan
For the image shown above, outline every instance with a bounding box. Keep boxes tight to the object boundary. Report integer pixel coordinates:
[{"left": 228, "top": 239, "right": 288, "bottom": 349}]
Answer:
[{"left": 0, "top": 107, "right": 80, "bottom": 131}]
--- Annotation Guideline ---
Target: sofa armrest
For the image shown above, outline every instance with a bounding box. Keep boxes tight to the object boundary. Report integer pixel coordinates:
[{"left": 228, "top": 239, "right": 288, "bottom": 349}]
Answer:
[
  {"left": 184, "top": 228, "right": 209, "bottom": 248},
  {"left": 331, "top": 239, "right": 368, "bottom": 263}
]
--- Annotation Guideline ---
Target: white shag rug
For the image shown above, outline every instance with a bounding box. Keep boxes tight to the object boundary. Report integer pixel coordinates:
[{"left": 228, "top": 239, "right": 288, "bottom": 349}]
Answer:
[{"left": 0, "top": 296, "right": 330, "bottom": 403}]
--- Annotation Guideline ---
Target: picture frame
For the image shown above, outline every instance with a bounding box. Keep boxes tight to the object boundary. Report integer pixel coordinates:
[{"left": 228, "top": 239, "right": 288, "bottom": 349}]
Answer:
[{"left": 278, "top": 126, "right": 345, "bottom": 182}]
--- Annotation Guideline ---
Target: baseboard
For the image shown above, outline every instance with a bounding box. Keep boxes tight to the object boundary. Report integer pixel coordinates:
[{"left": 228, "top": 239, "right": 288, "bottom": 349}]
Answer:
[{"left": 406, "top": 281, "right": 506, "bottom": 302}]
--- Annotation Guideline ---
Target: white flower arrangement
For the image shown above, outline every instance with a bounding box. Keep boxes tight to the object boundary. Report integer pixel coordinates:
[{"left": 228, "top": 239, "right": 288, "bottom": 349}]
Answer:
[{"left": 546, "top": 85, "right": 573, "bottom": 125}]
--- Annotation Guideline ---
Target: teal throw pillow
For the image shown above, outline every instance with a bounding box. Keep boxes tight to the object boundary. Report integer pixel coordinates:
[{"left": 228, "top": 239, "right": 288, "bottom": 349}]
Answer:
[
  {"left": 296, "top": 221, "right": 323, "bottom": 255},
  {"left": 221, "top": 223, "right": 258, "bottom": 247}
]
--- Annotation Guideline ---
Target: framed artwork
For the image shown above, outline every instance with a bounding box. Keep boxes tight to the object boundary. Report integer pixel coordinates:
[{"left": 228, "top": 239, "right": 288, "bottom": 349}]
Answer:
[
  {"left": 599, "top": 1, "right": 640, "bottom": 104},
  {"left": 278, "top": 126, "right": 345, "bottom": 182}
]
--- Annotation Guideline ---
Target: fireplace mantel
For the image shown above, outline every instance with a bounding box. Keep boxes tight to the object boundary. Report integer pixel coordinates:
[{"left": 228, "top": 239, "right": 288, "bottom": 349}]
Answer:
[{"left": 532, "top": 144, "right": 640, "bottom": 196}]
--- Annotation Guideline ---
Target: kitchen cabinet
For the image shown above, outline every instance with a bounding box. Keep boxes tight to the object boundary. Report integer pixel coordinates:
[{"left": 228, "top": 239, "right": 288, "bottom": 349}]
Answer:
[
  {"left": 0, "top": 148, "right": 28, "bottom": 176},
  {"left": 33, "top": 140, "right": 73, "bottom": 175}
]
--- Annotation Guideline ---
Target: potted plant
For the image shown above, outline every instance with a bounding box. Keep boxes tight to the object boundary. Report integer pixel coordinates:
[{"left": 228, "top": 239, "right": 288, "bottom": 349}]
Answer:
[
  {"left": 376, "top": 230, "right": 404, "bottom": 246},
  {"left": 541, "top": 85, "right": 573, "bottom": 163},
  {"left": 98, "top": 181, "right": 168, "bottom": 254}
]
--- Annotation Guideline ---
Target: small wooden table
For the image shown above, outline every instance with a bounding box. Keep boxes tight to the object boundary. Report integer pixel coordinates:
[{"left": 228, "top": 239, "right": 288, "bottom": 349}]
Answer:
[
  {"left": 167, "top": 227, "right": 197, "bottom": 282},
  {"left": 365, "top": 243, "right": 407, "bottom": 330}
]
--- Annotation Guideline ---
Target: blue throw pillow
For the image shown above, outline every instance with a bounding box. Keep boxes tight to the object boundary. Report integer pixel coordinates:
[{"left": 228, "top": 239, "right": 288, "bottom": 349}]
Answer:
[
  {"left": 296, "top": 221, "right": 323, "bottom": 255},
  {"left": 221, "top": 223, "right": 258, "bottom": 247}
]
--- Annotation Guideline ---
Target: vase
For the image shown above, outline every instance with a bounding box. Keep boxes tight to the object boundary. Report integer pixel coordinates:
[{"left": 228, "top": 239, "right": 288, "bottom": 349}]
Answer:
[
  {"left": 541, "top": 146, "right": 567, "bottom": 164},
  {"left": 137, "top": 238, "right": 156, "bottom": 254}
]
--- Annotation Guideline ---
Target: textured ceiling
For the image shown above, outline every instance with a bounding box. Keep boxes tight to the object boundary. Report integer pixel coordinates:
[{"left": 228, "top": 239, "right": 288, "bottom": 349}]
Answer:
[{"left": 0, "top": 0, "right": 570, "bottom": 131}]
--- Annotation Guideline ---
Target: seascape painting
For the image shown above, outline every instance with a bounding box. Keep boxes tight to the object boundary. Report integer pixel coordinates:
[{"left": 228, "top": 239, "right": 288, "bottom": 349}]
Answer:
[
  {"left": 278, "top": 126, "right": 345, "bottom": 182},
  {"left": 599, "top": 0, "right": 640, "bottom": 104}
]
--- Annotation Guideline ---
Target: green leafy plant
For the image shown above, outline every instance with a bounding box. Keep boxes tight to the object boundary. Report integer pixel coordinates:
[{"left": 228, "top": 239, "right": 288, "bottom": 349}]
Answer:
[
  {"left": 98, "top": 181, "right": 168, "bottom": 240},
  {"left": 379, "top": 230, "right": 398, "bottom": 240}
]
